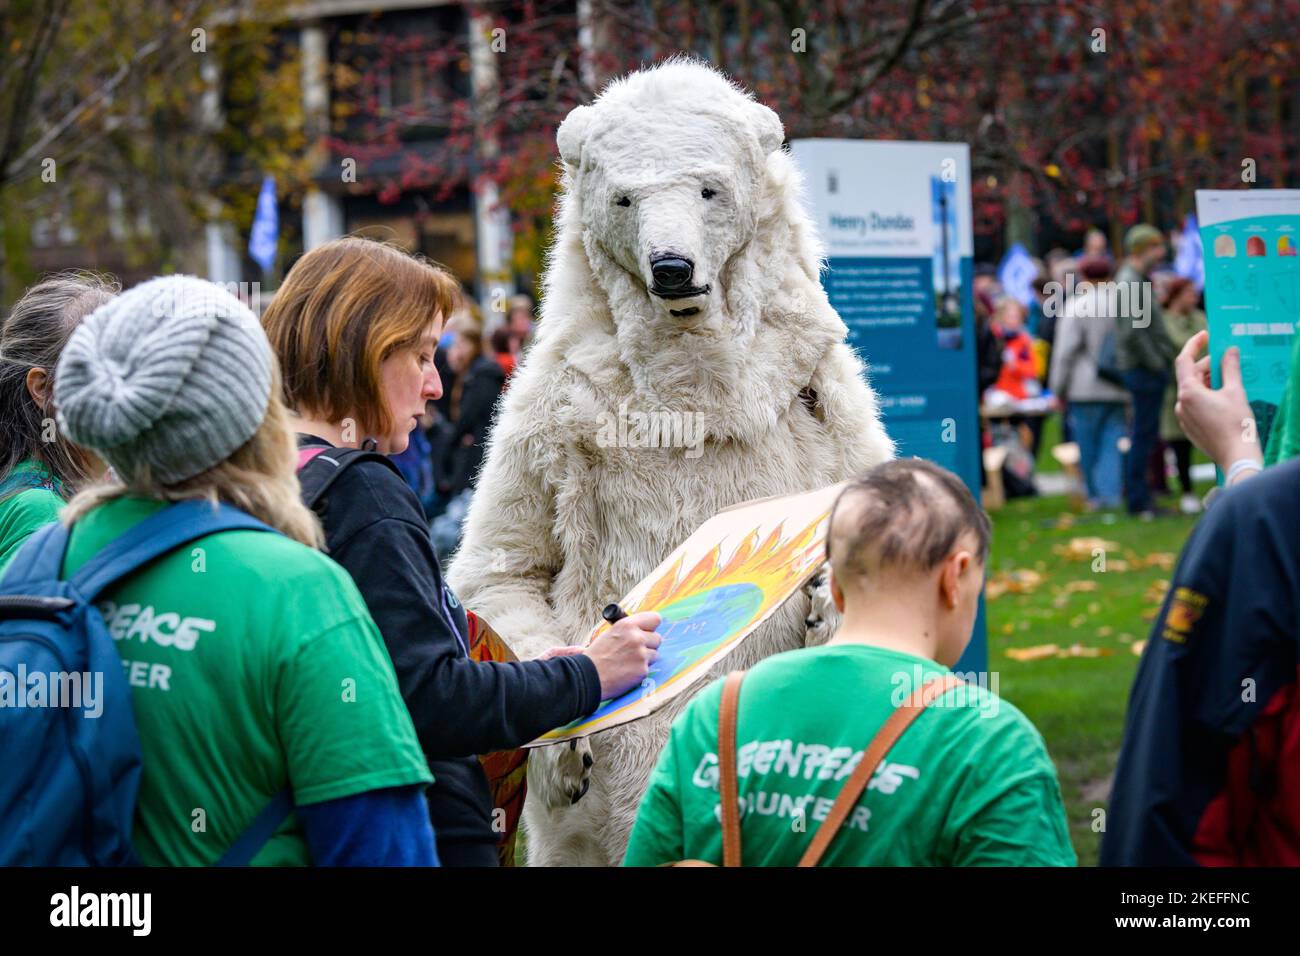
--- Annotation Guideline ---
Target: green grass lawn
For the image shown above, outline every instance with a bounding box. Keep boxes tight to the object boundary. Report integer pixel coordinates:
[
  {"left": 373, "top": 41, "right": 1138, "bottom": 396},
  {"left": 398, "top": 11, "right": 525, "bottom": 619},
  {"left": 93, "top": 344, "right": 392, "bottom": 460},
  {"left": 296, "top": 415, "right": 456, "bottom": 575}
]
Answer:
[{"left": 984, "top": 486, "right": 1210, "bottom": 866}]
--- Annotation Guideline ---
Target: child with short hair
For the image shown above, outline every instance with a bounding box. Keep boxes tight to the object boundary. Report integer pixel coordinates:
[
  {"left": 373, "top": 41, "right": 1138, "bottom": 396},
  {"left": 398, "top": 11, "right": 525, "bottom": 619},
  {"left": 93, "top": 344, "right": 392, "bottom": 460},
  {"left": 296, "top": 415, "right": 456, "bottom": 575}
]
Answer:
[{"left": 624, "top": 458, "right": 1075, "bottom": 866}]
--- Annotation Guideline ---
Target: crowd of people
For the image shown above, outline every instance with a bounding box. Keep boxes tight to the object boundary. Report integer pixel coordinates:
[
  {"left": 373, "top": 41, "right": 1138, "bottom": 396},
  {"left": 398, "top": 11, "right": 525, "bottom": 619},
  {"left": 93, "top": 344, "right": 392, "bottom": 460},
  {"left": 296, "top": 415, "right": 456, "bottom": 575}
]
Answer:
[
  {"left": 977, "top": 224, "right": 1207, "bottom": 517},
  {"left": 1, "top": 231, "right": 1296, "bottom": 867},
  {"left": 0, "top": 242, "right": 661, "bottom": 867}
]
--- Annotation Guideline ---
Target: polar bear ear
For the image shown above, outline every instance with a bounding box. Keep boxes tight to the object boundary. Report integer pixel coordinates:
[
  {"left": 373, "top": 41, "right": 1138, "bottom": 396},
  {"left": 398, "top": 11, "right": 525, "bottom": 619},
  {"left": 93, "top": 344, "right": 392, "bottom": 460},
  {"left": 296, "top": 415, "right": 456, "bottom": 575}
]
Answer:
[
  {"left": 557, "top": 104, "right": 596, "bottom": 167},
  {"left": 750, "top": 102, "right": 785, "bottom": 155}
]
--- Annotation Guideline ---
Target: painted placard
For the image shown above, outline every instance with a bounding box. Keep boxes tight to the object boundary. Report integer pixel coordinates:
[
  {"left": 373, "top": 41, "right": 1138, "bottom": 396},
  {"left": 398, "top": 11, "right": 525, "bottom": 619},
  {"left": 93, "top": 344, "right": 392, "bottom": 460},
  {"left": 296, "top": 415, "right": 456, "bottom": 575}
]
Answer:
[{"left": 528, "top": 482, "right": 844, "bottom": 747}]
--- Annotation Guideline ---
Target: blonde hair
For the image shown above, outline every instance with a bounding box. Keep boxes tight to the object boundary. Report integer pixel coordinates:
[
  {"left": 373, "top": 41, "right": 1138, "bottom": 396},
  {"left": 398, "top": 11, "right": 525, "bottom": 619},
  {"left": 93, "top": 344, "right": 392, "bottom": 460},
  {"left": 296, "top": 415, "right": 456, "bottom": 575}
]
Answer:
[{"left": 62, "top": 378, "right": 322, "bottom": 549}]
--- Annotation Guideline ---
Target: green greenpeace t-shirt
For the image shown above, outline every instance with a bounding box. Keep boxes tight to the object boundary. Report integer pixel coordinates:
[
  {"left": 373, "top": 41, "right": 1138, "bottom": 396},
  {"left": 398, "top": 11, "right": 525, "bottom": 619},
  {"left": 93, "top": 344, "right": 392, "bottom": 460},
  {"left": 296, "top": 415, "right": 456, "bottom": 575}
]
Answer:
[
  {"left": 624, "top": 643, "right": 1075, "bottom": 867},
  {"left": 63, "top": 497, "right": 433, "bottom": 866},
  {"left": 0, "top": 460, "right": 64, "bottom": 577}
]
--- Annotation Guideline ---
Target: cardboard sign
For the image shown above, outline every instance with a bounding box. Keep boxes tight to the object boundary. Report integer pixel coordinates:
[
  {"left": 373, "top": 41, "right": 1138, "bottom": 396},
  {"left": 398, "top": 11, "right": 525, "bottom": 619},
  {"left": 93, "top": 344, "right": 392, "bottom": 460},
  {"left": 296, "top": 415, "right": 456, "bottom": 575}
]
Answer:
[
  {"left": 527, "top": 482, "right": 844, "bottom": 747},
  {"left": 466, "top": 611, "right": 528, "bottom": 866}
]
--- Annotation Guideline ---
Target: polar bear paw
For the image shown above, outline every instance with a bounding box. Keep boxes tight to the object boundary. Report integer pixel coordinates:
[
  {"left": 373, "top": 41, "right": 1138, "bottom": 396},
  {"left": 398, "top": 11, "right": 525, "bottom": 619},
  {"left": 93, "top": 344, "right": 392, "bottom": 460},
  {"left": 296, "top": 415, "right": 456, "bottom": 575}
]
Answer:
[
  {"left": 803, "top": 565, "right": 838, "bottom": 646},
  {"left": 535, "top": 737, "right": 595, "bottom": 808}
]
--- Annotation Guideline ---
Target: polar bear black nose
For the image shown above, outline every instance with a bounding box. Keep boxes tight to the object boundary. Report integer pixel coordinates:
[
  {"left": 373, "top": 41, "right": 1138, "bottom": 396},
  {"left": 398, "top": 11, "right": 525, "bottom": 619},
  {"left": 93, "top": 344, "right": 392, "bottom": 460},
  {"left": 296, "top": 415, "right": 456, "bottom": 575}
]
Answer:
[{"left": 650, "top": 256, "right": 694, "bottom": 290}]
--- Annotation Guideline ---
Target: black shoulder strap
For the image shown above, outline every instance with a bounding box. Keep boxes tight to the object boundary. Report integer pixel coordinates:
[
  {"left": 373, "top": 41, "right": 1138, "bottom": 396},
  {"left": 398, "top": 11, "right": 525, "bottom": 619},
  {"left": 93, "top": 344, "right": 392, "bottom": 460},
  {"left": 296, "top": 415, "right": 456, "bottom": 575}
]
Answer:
[{"left": 297, "top": 446, "right": 401, "bottom": 512}]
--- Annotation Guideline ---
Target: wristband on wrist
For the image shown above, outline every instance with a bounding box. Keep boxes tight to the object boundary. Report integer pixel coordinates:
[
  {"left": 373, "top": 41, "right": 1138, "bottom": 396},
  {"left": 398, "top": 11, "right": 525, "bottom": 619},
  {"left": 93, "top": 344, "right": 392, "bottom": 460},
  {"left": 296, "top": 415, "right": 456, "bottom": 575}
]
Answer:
[{"left": 1224, "top": 457, "right": 1263, "bottom": 486}]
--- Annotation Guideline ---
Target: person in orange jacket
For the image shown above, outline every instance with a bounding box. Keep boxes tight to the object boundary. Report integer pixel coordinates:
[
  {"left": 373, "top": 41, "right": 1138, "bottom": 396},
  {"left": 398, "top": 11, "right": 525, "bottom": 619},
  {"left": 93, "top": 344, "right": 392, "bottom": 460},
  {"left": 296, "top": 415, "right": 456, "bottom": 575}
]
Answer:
[{"left": 989, "top": 296, "right": 1040, "bottom": 401}]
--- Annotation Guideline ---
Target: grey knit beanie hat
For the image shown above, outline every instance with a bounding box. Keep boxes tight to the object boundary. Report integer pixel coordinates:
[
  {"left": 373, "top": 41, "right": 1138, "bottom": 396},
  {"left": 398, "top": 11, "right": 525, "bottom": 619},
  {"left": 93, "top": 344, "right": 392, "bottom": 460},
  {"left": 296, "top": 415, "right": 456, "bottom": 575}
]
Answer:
[{"left": 54, "top": 275, "right": 274, "bottom": 485}]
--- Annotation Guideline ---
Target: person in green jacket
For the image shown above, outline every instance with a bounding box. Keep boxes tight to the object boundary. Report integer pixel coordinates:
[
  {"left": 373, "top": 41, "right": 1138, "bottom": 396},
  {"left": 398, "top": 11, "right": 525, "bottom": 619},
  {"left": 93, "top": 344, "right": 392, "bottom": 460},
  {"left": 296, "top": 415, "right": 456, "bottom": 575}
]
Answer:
[
  {"left": 1158, "top": 277, "right": 1208, "bottom": 514},
  {"left": 0, "top": 272, "right": 117, "bottom": 574}
]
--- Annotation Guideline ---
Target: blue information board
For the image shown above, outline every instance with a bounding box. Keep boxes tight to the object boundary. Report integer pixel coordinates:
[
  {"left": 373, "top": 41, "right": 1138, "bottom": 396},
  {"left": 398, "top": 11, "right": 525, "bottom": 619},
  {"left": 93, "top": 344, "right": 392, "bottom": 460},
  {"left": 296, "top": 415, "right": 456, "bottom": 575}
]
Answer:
[{"left": 790, "top": 140, "right": 986, "bottom": 672}]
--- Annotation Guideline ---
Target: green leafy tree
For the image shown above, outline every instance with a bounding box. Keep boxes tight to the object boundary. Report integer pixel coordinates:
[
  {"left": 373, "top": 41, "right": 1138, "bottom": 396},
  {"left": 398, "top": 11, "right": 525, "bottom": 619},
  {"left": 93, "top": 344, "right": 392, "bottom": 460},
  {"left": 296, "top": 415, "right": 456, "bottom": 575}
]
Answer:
[{"left": 0, "top": 0, "right": 304, "bottom": 308}]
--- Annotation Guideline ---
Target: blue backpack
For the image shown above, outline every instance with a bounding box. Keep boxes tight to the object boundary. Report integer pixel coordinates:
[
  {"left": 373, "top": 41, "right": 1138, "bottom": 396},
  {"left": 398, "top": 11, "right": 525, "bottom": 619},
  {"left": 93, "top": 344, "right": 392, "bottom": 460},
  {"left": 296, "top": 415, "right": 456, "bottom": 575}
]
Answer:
[{"left": 0, "top": 501, "right": 291, "bottom": 866}]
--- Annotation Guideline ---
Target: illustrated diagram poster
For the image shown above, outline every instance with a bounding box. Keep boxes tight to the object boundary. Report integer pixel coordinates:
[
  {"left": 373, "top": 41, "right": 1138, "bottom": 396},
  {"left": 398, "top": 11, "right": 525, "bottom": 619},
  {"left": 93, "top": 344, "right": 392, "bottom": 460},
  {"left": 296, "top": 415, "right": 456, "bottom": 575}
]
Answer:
[
  {"left": 788, "top": 139, "right": 985, "bottom": 672},
  {"left": 529, "top": 483, "right": 843, "bottom": 747},
  {"left": 1196, "top": 189, "right": 1300, "bottom": 444}
]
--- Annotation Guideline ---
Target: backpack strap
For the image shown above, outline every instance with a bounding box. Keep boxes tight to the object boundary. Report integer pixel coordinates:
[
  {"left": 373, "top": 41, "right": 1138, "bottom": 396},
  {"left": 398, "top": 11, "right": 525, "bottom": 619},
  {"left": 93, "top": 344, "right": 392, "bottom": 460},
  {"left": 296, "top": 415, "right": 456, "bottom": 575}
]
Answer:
[
  {"left": 797, "top": 673, "right": 966, "bottom": 867},
  {"left": 296, "top": 444, "right": 401, "bottom": 512},
  {"left": 0, "top": 520, "right": 75, "bottom": 590},
  {"left": 215, "top": 788, "right": 294, "bottom": 867},
  {"left": 718, "top": 671, "right": 745, "bottom": 868},
  {"left": 68, "top": 500, "right": 275, "bottom": 601}
]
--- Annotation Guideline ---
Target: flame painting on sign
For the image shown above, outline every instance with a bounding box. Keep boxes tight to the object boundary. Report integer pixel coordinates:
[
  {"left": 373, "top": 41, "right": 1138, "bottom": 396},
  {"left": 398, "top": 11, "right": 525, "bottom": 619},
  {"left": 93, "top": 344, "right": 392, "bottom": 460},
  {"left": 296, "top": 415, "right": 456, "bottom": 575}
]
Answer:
[{"left": 529, "top": 482, "right": 845, "bottom": 746}]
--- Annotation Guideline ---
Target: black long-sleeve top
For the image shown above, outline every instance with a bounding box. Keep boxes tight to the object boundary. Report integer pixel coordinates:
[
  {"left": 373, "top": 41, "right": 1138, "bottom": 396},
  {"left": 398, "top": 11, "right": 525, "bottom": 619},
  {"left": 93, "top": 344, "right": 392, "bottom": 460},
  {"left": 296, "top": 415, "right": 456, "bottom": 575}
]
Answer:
[{"left": 297, "top": 434, "right": 602, "bottom": 863}]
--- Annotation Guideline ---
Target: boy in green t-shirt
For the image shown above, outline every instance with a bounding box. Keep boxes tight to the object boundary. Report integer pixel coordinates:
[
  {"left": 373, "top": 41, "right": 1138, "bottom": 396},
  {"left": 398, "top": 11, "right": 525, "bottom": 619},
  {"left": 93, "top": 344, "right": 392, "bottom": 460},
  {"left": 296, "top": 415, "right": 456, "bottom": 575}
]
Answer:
[{"left": 624, "top": 459, "right": 1075, "bottom": 867}]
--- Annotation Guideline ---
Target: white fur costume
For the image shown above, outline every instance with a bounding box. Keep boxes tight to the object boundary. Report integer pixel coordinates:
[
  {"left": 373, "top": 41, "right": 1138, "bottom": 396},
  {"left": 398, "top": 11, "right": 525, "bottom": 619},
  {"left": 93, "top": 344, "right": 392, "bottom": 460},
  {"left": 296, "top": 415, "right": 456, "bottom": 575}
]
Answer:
[{"left": 447, "top": 60, "right": 893, "bottom": 866}]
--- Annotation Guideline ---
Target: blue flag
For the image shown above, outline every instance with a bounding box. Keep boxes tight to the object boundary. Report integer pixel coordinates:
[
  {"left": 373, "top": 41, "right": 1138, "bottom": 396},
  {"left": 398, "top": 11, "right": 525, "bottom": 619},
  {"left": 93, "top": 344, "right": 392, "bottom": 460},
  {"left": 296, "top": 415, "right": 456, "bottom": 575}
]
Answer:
[
  {"left": 1174, "top": 213, "right": 1204, "bottom": 292},
  {"left": 248, "top": 175, "right": 278, "bottom": 274},
  {"left": 997, "top": 242, "right": 1037, "bottom": 306}
]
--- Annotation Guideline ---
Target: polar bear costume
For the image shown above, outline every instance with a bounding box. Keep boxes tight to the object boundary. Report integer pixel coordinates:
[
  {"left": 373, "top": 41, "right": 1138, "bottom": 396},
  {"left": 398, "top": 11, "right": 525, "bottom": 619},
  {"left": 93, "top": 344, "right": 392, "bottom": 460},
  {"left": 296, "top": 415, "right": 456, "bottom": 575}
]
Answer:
[{"left": 447, "top": 59, "right": 893, "bottom": 866}]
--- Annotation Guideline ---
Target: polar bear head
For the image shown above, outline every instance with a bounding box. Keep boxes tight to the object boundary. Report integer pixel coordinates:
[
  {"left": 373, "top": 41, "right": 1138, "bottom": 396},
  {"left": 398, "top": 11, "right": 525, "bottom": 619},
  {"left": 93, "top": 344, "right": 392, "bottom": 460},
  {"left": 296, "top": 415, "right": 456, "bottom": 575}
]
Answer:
[{"left": 555, "top": 59, "right": 785, "bottom": 323}]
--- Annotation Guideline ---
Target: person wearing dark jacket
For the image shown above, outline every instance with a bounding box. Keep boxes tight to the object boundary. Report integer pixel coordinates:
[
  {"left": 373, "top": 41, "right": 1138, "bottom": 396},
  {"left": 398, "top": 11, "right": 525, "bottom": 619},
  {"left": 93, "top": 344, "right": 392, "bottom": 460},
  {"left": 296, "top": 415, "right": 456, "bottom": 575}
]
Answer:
[
  {"left": 1103, "top": 332, "right": 1299, "bottom": 865},
  {"left": 1102, "top": 457, "right": 1299, "bottom": 864},
  {"left": 974, "top": 288, "right": 1003, "bottom": 399},
  {"left": 262, "top": 237, "right": 662, "bottom": 866},
  {"left": 444, "top": 329, "right": 505, "bottom": 498},
  {"left": 1114, "top": 224, "right": 1177, "bottom": 517}
]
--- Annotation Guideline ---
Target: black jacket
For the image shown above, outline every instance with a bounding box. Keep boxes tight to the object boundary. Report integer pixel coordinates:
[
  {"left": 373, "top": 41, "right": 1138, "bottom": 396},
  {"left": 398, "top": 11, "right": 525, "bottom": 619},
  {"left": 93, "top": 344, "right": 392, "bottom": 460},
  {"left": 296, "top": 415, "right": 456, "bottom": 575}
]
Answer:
[
  {"left": 453, "top": 355, "right": 506, "bottom": 447},
  {"left": 976, "top": 320, "right": 1003, "bottom": 397},
  {"left": 297, "top": 434, "right": 602, "bottom": 864},
  {"left": 1101, "top": 457, "right": 1300, "bottom": 865},
  {"left": 444, "top": 356, "right": 506, "bottom": 497}
]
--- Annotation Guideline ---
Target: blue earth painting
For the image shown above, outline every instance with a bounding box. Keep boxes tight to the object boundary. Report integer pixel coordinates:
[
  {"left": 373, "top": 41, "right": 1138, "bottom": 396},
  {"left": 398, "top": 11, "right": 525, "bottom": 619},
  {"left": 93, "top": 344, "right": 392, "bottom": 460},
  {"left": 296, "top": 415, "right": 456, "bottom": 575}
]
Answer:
[{"left": 580, "top": 581, "right": 764, "bottom": 724}]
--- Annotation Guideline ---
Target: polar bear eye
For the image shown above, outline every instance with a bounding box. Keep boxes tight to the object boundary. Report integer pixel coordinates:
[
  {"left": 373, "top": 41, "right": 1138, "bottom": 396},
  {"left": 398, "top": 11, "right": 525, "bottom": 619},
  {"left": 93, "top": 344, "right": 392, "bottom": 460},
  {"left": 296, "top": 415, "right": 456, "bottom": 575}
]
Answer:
[
  {"left": 701, "top": 188, "right": 716, "bottom": 200},
  {"left": 616, "top": 196, "right": 631, "bottom": 207}
]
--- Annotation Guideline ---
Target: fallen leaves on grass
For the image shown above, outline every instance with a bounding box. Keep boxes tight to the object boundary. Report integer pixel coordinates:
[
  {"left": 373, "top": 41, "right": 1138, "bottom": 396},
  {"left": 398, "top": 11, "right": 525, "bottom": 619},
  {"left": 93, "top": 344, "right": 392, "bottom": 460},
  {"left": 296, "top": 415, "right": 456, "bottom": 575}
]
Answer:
[
  {"left": 1063, "top": 643, "right": 1113, "bottom": 658},
  {"left": 1005, "top": 644, "right": 1059, "bottom": 661},
  {"left": 1131, "top": 639, "right": 1147, "bottom": 656},
  {"left": 985, "top": 568, "right": 1045, "bottom": 601},
  {"left": 1145, "top": 579, "right": 1170, "bottom": 603},
  {"left": 1054, "top": 537, "right": 1121, "bottom": 562},
  {"left": 1062, "top": 580, "right": 1099, "bottom": 593},
  {"left": 1005, "top": 643, "right": 1116, "bottom": 661},
  {"left": 1051, "top": 578, "right": 1100, "bottom": 608}
]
